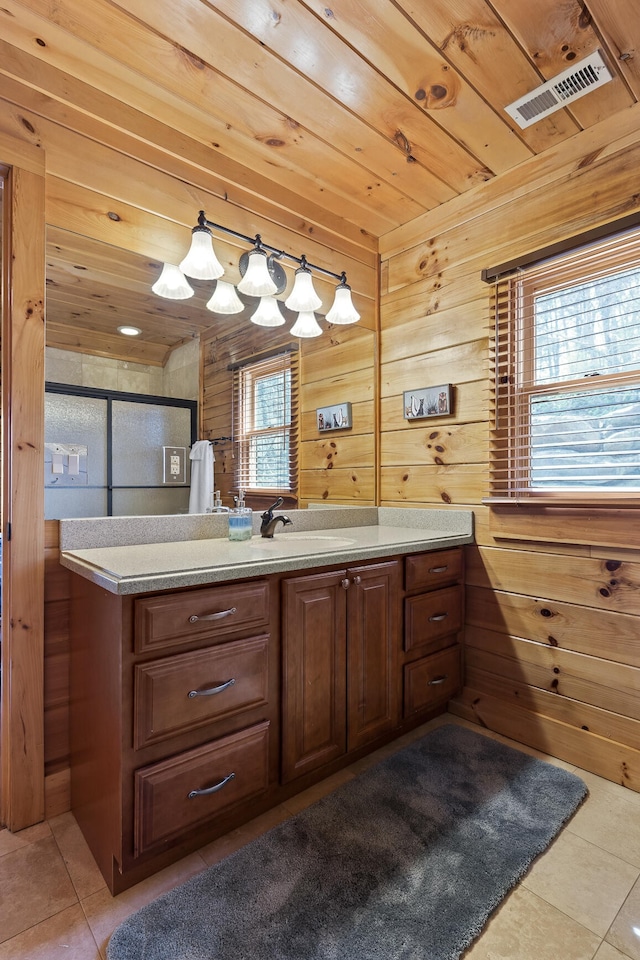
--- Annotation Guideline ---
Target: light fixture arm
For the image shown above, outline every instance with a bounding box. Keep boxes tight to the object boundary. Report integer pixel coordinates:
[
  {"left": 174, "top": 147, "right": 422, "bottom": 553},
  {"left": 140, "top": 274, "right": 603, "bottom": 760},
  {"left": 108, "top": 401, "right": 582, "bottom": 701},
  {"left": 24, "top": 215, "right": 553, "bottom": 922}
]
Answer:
[{"left": 197, "top": 210, "right": 346, "bottom": 283}]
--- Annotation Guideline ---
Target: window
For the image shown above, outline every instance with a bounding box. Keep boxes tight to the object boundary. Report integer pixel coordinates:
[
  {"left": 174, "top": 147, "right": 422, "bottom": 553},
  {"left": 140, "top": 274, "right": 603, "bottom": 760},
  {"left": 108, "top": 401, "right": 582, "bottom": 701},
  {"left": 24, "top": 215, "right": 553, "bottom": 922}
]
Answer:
[
  {"left": 489, "top": 226, "right": 640, "bottom": 502},
  {"left": 233, "top": 350, "right": 298, "bottom": 494}
]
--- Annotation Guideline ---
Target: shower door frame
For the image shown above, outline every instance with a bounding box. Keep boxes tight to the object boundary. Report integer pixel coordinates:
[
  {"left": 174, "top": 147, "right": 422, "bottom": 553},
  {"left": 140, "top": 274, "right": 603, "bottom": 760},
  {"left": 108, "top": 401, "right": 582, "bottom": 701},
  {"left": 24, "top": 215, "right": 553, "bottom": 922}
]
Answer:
[{"left": 45, "top": 382, "right": 198, "bottom": 517}]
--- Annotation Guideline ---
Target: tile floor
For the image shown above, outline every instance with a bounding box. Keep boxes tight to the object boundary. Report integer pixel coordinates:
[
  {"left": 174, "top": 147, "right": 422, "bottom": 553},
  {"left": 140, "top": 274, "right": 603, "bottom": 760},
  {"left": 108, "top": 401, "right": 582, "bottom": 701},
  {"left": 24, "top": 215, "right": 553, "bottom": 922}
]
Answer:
[{"left": 2, "top": 714, "right": 640, "bottom": 959}]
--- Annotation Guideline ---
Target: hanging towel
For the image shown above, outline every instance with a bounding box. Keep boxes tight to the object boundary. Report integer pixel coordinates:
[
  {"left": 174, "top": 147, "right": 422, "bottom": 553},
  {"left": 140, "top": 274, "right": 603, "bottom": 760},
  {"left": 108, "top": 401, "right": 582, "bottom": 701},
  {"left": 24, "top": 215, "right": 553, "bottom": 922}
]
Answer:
[{"left": 188, "top": 440, "right": 214, "bottom": 514}]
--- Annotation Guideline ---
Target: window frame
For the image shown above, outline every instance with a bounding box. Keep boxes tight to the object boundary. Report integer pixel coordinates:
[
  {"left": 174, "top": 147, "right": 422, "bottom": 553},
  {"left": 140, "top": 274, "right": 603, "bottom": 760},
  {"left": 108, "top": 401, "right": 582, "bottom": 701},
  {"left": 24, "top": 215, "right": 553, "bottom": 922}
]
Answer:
[
  {"left": 486, "top": 222, "right": 640, "bottom": 511},
  {"left": 233, "top": 348, "right": 298, "bottom": 497}
]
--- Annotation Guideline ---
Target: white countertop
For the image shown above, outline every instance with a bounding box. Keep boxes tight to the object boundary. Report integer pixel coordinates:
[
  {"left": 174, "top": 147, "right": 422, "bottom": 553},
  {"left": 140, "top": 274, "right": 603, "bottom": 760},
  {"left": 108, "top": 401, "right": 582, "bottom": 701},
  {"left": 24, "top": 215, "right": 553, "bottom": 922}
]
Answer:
[{"left": 59, "top": 508, "right": 474, "bottom": 595}]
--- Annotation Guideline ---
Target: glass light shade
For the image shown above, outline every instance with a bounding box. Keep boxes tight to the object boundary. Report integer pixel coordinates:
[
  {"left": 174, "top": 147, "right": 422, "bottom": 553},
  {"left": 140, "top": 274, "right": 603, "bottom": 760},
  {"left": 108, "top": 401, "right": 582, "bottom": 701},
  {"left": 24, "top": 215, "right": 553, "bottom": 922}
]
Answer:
[
  {"left": 290, "top": 310, "right": 322, "bottom": 338},
  {"left": 151, "top": 263, "right": 194, "bottom": 300},
  {"left": 206, "top": 280, "right": 244, "bottom": 314},
  {"left": 325, "top": 283, "right": 360, "bottom": 324},
  {"left": 285, "top": 267, "right": 322, "bottom": 312},
  {"left": 179, "top": 228, "right": 224, "bottom": 280},
  {"left": 251, "top": 296, "right": 285, "bottom": 327},
  {"left": 237, "top": 251, "right": 278, "bottom": 297}
]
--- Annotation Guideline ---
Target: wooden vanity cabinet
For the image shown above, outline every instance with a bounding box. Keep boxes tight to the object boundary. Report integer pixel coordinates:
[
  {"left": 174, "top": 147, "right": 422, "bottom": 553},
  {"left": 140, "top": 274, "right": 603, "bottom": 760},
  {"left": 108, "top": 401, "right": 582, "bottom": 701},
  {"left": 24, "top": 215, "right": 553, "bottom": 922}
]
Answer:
[
  {"left": 401, "top": 548, "right": 464, "bottom": 717},
  {"left": 68, "top": 544, "right": 464, "bottom": 894},
  {"left": 69, "top": 574, "right": 280, "bottom": 894},
  {"left": 281, "top": 560, "right": 400, "bottom": 783}
]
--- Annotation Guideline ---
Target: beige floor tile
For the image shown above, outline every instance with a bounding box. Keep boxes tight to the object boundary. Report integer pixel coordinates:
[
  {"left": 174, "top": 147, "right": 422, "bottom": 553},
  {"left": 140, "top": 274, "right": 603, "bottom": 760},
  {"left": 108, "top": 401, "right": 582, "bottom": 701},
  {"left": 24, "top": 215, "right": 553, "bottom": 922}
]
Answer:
[
  {"left": 0, "top": 836, "right": 77, "bottom": 944},
  {"left": 49, "top": 812, "right": 107, "bottom": 900},
  {"left": 81, "top": 851, "right": 207, "bottom": 956},
  {"left": 522, "top": 830, "right": 639, "bottom": 936},
  {"left": 567, "top": 771, "right": 640, "bottom": 867},
  {"left": 0, "top": 904, "right": 100, "bottom": 960},
  {"left": 464, "top": 886, "right": 601, "bottom": 960},
  {"left": 595, "top": 942, "right": 636, "bottom": 960},
  {"left": 0, "top": 821, "right": 52, "bottom": 857},
  {"left": 606, "top": 876, "right": 640, "bottom": 959}
]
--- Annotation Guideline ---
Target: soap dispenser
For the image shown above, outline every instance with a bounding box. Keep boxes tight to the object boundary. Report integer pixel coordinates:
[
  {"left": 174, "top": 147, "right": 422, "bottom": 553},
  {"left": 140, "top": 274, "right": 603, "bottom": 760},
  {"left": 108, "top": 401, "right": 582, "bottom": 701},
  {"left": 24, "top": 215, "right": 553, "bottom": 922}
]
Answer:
[
  {"left": 210, "top": 490, "right": 230, "bottom": 515},
  {"left": 228, "top": 490, "right": 253, "bottom": 541}
]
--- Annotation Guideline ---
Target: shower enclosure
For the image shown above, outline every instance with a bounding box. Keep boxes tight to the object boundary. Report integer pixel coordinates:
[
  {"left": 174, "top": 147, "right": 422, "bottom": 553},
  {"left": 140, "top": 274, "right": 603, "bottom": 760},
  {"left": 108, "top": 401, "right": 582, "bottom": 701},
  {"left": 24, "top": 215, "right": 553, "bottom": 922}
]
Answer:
[{"left": 45, "top": 383, "right": 197, "bottom": 519}]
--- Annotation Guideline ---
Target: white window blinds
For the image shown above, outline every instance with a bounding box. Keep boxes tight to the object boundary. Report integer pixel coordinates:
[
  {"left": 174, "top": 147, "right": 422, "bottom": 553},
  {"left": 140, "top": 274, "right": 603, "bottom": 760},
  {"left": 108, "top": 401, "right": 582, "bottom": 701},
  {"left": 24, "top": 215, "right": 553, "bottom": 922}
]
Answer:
[
  {"left": 232, "top": 349, "right": 298, "bottom": 494},
  {"left": 489, "top": 226, "right": 640, "bottom": 502}
]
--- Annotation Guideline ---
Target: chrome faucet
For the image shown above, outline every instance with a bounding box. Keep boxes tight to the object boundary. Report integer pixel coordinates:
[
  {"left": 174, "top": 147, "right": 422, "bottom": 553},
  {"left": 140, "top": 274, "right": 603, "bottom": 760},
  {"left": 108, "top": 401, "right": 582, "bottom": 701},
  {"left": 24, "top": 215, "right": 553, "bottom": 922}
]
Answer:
[{"left": 260, "top": 497, "right": 293, "bottom": 538}]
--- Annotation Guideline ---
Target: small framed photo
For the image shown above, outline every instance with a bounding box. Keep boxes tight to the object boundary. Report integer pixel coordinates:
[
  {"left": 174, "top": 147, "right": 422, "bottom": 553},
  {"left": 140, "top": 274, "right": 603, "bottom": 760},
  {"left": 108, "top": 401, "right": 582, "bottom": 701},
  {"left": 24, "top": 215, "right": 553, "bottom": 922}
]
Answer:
[
  {"left": 403, "top": 384, "right": 452, "bottom": 420},
  {"left": 316, "top": 402, "right": 352, "bottom": 432}
]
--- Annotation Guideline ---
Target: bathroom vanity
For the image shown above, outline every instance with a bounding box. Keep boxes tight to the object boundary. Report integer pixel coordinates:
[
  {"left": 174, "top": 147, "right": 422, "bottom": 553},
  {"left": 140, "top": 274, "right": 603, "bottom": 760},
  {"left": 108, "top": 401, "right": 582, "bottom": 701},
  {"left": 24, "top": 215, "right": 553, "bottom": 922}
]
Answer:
[{"left": 60, "top": 508, "right": 473, "bottom": 893}]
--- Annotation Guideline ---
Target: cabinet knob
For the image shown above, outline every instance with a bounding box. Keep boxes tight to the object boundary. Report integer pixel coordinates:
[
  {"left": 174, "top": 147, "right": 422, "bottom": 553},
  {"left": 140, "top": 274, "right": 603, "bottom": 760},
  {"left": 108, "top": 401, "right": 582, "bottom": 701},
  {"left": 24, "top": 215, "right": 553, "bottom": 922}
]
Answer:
[
  {"left": 341, "top": 578, "right": 350, "bottom": 589},
  {"left": 352, "top": 575, "right": 362, "bottom": 585}
]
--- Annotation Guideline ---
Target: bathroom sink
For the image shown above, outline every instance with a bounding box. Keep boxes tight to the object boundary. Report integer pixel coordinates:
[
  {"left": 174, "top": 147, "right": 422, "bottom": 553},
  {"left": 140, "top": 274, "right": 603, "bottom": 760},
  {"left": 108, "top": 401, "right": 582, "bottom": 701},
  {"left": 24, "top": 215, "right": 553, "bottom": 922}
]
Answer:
[{"left": 248, "top": 533, "right": 356, "bottom": 551}]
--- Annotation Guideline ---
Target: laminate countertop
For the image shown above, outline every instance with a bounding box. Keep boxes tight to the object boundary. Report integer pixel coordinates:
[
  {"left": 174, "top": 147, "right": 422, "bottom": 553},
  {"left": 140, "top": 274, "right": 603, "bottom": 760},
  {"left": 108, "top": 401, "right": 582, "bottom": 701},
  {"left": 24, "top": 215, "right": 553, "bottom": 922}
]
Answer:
[{"left": 59, "top": 507, "right": 474, "bottom": 595}]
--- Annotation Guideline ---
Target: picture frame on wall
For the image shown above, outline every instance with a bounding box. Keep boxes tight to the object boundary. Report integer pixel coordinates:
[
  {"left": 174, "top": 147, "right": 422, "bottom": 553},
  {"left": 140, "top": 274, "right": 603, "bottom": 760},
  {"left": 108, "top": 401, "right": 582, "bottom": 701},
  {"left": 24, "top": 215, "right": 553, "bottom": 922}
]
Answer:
[
  {"left": 403, "top": 384, "right": 452, "bottom": 420},
  {"left": 316, "top": 402, "right": 352, "bottom": 432}
]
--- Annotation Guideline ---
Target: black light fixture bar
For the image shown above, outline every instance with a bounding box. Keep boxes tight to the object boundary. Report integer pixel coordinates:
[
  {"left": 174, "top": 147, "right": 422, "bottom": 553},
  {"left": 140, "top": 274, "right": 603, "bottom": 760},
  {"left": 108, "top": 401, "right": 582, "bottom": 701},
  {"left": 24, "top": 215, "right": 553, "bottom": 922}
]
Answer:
[{"left": 197, "top": 210, "right": 346, "bottom": 283}]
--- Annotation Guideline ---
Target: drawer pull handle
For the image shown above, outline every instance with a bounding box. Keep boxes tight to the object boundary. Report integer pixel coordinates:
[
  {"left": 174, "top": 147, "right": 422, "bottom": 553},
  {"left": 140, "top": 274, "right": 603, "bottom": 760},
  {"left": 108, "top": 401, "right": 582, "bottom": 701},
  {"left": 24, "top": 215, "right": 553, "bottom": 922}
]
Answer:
[
  {"left": 188, "top": 772, "right": 235, "bottom": 799},
  {"left": 428, "top": 674, "right": 448, "bottom": 686},
  {"left": 429, "top": 565, "right": 448, "bottom": 573},
  {"left": 188, "top": 607, "right": 237, "bottom": 623},
  {"left": 188, "top": 678, "right": 236, "bottom": 699},
  {"left": 428, "top": 613, "right": 448, "bottom": 622}
]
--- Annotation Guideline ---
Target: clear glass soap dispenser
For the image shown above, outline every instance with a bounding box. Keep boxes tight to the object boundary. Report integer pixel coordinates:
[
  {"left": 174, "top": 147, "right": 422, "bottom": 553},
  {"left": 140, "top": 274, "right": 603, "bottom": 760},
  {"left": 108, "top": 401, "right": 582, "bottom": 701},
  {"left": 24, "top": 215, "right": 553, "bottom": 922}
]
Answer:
[
  {"left": 210, "top": 490, "right": 230, "bottom": 515},
  {"left": 228, "top": 490, "right": 253, "bottom": 541}
]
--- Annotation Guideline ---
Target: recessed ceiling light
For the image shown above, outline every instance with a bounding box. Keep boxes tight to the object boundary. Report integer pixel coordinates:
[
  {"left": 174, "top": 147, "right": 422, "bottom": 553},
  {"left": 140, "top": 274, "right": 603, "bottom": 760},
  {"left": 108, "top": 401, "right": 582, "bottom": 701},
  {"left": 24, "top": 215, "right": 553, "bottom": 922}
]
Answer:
[{"left": 117, "top": 325, "right": 141, "bottom": 336}]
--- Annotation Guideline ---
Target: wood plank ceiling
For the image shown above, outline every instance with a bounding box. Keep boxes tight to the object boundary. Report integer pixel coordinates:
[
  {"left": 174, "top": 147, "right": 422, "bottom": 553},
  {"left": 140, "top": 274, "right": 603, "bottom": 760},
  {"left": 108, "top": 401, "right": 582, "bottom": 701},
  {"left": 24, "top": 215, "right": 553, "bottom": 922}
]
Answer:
[{"left": 1, "top": 0, "right": 638, "bottom": 362}]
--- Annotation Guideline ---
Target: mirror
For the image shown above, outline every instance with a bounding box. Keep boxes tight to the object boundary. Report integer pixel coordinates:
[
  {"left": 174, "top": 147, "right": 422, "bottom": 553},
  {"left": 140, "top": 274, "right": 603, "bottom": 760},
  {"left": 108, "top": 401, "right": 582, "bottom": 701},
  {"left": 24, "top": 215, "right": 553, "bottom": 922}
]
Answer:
[{"left": 45, "top": 227, "right": 377, "bottom": 518}]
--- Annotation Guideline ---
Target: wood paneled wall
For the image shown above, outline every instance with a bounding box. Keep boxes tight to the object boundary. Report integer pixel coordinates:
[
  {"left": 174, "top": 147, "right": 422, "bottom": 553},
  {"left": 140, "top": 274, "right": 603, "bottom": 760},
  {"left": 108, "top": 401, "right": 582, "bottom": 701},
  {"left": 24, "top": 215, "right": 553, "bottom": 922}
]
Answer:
[
  {"left": 379, "top": 102, "right": 640, "bottom": 791},
  {"left": 201, "top": 309, "right": 377, "bottom": 509}
]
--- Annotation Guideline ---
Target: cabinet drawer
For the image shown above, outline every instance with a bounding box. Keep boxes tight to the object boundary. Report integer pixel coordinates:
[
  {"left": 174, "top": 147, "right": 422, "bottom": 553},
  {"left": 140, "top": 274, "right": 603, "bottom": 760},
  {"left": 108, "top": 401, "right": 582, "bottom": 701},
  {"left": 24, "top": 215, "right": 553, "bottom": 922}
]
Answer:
[
  {"left": 404, "top": 585, "right": 463, "bottom": 654},
  {"left": 405, "top": 548, "right": 463, "bottom": 593},
  {"left": 134, "top": 580, "right": 270, "bottom": 654},
  {"left": 403, "top": 645, "right": 461, "bottom": 717},
  {"left": 133, "top": 635, "right": 269, "bottom": 749},
  {"left": 134, "top": 721, "right": 269, "bottom": 856}
]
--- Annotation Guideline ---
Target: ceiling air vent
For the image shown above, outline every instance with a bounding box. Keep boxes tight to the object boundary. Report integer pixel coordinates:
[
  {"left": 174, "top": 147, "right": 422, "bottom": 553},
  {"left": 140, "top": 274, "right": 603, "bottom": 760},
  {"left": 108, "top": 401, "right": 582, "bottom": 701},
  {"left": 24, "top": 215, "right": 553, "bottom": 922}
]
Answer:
[{"left": 505, "top": 50, "right": 613, "bottom": 128}]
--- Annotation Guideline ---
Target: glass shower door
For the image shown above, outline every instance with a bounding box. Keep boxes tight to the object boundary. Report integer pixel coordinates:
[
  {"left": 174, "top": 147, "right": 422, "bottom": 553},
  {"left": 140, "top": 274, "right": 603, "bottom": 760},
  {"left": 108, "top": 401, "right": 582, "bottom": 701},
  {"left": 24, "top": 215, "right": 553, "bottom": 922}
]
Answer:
[
  {"left": 111, "top": 400, "right": 191, "bottom": 516},
  {"left": 45, "top": 393, "right": 108, "bottom": 519}
]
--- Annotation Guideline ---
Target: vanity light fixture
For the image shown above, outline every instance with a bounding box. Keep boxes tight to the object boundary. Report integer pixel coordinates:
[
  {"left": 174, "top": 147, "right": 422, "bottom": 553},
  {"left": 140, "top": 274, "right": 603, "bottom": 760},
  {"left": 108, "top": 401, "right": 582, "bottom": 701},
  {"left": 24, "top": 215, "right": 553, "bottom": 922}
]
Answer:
[
  {"left": 117, "top": 325, "right": 142, "bottom": 336},
  {"left": 151, "top": 263, "right": 194, "bottom": 300},
  {"left": 151, "top": 210, "right": 360, "bottom": 338},
  {"left": 205, "top": 280, "right": 245, "bottom": 314}
]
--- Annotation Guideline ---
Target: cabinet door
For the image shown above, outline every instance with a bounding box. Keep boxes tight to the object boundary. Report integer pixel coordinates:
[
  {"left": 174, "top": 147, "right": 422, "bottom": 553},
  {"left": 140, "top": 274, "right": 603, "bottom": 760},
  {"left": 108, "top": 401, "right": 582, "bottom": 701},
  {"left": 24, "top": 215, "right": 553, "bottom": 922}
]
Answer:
[
  {"left": 282, "top": 570, "right": 347, "bottom": 783},
  {"left": 347, "top": 560, "right": 400, "bottom": 751}
]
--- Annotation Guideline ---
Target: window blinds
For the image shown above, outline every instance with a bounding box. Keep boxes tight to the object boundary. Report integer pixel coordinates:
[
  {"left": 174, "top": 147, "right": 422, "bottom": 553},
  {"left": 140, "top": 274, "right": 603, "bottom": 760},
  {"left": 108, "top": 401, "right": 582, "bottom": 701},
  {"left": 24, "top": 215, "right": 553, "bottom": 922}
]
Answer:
[
  {"left": 489, "top": 227, "right": 640, "bottom": 502},
  {"left": 232, "top": 349, "right": 299, "bottom": 495}
]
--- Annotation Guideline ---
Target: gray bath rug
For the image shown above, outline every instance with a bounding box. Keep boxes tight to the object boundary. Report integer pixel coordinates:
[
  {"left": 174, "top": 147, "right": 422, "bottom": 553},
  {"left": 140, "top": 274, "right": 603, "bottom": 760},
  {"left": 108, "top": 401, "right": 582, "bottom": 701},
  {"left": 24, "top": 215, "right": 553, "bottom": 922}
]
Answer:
[{"left": 107, "top": 722, "right": 587, "bottom": 960}]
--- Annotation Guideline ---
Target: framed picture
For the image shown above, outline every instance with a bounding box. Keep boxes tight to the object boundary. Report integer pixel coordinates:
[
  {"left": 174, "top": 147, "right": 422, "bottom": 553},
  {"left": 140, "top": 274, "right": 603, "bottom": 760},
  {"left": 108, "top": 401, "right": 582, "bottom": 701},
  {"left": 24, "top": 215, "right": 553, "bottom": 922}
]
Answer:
[
  {"left": 403, "top": 384, "right": 452, "bottom": 420},
  {"left": 316, "top": 402, "right": 352, "bottom": 432}
]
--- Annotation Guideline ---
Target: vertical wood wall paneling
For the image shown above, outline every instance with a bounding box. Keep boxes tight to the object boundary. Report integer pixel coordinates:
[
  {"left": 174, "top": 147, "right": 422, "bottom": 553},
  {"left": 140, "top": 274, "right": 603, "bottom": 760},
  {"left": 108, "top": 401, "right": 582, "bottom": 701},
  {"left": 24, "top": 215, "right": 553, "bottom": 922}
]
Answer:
[
  {"left": 1, "top": 146, "right": 46, "bottom": 829},
  {"left": 379, "top": 124, "right": 640, "bottom": 790}
]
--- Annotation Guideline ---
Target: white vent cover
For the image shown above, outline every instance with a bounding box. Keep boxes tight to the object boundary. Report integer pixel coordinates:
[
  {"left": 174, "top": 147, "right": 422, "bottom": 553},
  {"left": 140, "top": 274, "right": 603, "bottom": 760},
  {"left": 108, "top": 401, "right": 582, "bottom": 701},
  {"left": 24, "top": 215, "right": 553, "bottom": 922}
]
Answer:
[{"left": 505, "top": 50, "right": 613, "bottom": 128}]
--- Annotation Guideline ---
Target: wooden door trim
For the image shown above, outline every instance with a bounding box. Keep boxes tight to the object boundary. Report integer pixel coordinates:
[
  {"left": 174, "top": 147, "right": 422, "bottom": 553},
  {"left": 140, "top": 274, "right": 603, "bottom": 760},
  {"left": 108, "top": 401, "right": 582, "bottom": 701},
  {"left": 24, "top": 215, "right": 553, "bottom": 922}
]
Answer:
[{"left": 1, "top": 133, "right": 46, "bottom": 830}]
